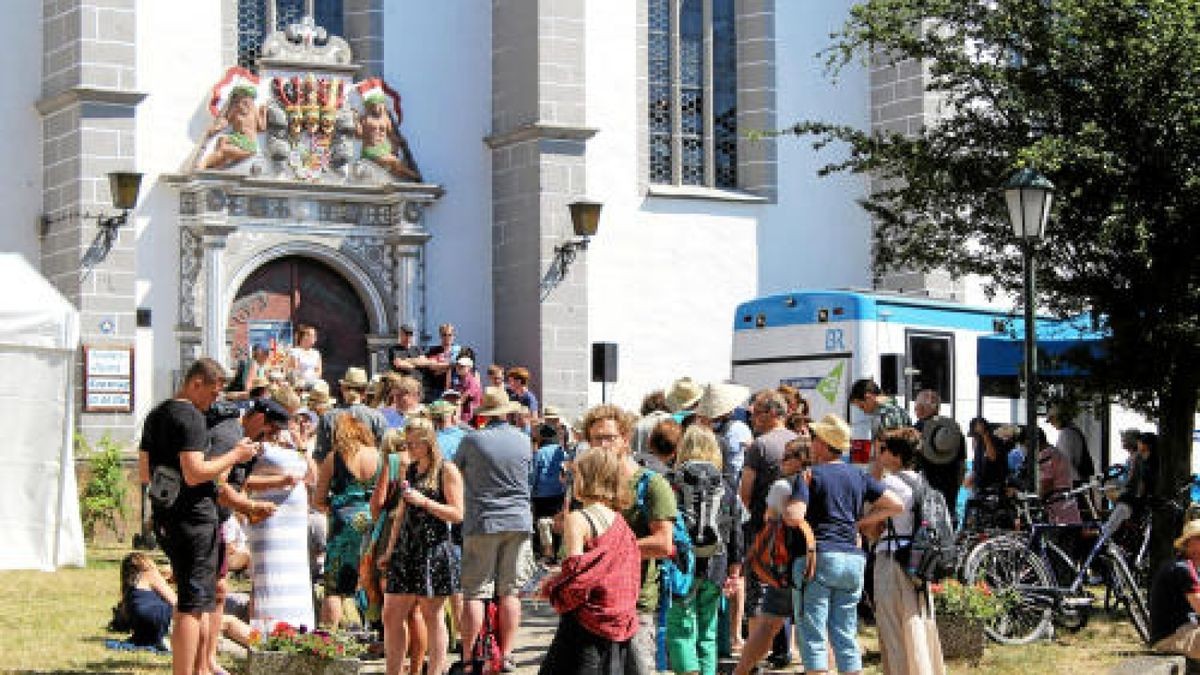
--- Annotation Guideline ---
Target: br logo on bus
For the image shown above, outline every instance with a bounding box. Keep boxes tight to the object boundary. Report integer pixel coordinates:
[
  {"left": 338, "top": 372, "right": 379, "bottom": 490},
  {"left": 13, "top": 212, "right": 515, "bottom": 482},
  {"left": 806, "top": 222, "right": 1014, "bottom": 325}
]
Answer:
[{"left": 824, "top": 328, "right": 845, "bottom": 351}]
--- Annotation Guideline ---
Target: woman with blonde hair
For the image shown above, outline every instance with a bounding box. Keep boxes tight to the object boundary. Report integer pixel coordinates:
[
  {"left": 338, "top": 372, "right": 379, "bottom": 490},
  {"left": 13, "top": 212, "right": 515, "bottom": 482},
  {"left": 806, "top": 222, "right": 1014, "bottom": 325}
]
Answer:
[
  {"left": 666, "top": 426, "right": 744, "bottom": 675},
  {"left": 365, "top": 429, "right": 428, "bottom": 674},
  {"left": 381, "top": 417, "right": 464, "bottom": 675},
  {"left": 538, "top": 449, "right": 640, "bottom": 674},
  {"left": 316, "top": 415, "right": 380, "bottom": 628}
]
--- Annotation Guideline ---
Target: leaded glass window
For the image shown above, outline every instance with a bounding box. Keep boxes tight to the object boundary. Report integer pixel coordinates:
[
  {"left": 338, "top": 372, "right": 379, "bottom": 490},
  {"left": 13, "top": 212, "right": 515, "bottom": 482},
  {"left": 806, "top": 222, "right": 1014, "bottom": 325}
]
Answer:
[
  {"left": 238, "top": 0, "right": 344, "bottom": 72},
  {"left": 647, "top": 0, "right": 737, "bottom": 189},
  {"left": 648, "top": 0, "right": 673, "bottom": 184}
]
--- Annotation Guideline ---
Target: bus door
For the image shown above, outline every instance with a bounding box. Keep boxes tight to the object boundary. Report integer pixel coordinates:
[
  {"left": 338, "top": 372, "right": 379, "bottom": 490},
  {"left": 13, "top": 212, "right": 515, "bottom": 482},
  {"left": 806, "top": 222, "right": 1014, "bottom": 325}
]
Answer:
[{"left": 906, "top": 330, "right": 955, "bottom": 418}]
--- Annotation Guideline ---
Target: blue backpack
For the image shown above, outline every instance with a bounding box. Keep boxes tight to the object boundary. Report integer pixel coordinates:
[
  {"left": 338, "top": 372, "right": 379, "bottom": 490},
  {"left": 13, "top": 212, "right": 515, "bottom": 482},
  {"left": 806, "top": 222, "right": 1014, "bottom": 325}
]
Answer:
[{"left": 634, "top": 469, "right": 695, "bottom": 599}]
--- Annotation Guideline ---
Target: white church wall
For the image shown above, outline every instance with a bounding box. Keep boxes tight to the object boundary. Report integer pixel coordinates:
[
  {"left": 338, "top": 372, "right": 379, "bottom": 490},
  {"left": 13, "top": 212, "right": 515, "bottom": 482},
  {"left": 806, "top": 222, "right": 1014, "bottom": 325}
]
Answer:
[
  {"left": 382, "top": 6, "right": 494, "bottom": 370},
  {"left": 582, "top": 0, "right": 759, "bottom": 410},
  {"left": 758, "top": 0, "right": 873, "bottom": 296},
  {"left": 134, "top": 1, "right": 225, "bottom": 414},
  {"left": 0, "top": 2, "right": 44, "bottom": 264}
]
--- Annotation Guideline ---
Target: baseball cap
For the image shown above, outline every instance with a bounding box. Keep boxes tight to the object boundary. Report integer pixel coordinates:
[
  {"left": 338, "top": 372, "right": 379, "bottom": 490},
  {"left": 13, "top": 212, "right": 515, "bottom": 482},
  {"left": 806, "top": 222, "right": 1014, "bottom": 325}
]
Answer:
[
  {"left": 249, "top": 397, "right": 291, "bottom": 425},
  {"left": 400, "top": 323, "right": 415, "bottom": 334}
]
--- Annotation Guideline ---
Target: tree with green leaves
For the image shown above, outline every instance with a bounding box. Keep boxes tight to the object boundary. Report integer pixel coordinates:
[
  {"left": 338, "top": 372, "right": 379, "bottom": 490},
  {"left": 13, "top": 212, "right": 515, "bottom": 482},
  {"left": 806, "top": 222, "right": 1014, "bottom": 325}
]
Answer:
[{"left": 793, "top": 0, "right": 1198, "bottom": 567}]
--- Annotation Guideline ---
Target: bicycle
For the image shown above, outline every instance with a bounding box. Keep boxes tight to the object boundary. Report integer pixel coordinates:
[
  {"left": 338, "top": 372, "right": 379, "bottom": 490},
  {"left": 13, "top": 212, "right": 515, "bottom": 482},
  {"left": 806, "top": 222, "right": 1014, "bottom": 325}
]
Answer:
[
  {"left": 1104, "top": 467, "right": 1200, "bottom": 591},
  {"left": 960, "top": 480, "right": 1151, "bottom": 645}
]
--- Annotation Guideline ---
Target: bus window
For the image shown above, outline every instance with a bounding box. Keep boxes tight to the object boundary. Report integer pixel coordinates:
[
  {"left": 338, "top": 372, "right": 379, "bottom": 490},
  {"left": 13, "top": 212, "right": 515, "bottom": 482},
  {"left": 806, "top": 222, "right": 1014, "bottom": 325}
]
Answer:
[
  {"left": 907, "top": 331, "right": 953, "bottom": 412},
  {"left": 880, "top": 353, "right": 902, "bottom": 396}
]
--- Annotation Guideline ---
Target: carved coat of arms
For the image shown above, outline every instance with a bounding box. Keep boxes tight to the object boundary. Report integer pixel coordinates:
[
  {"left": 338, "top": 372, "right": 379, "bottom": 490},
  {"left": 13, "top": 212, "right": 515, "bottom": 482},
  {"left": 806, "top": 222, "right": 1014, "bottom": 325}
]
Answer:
[{"left": 195, "top": 64, "right": 421, "bottom": 185}]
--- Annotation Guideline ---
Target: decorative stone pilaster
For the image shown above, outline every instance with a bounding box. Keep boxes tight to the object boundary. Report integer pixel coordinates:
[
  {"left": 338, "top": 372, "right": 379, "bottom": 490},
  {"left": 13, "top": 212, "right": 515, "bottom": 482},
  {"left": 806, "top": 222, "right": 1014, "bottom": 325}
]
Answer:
[{"left": 200, "top": 224, "right": 236, "bottom": 361}]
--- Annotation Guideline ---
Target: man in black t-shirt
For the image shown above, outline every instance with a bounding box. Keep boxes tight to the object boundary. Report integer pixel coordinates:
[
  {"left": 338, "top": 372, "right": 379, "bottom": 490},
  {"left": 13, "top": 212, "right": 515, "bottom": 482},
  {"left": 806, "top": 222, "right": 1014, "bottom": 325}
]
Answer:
[
  {"left": 1149, "top": 521, "right": 1200, "bottom": 658},
  {"left": 387, "top": 323, "right": 423, "bottom": 375},
  {"left": 138, "top": 357, "right": 260, "bottom": 675}
]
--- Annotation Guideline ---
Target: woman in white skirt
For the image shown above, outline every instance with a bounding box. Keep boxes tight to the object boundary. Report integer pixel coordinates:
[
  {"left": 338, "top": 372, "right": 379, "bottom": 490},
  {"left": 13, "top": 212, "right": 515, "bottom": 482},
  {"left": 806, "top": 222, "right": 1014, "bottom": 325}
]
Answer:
[
  {"left": 869, "top": 427, "right": 946, "bottom": 675},
  {"left": 245, "top": 399, "right": 316, "bottom": 631}
]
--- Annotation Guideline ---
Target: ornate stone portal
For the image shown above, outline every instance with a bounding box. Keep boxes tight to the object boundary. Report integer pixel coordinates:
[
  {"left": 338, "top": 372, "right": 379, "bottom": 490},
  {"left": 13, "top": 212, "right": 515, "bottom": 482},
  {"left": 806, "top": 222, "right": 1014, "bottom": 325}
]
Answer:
[{"left": 167, "top": 16, "right": 441, "bottom": 373}]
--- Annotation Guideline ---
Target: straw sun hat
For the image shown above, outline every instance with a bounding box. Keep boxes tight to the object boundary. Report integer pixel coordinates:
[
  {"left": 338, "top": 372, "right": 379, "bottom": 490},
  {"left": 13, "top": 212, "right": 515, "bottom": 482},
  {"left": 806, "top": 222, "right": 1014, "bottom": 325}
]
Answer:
[
  {"left": 477, "top": 386, "right": 520, "bottom": 417},
  {"left": 693, "top": 382, "right": 750, "bottom": 420},
  {"left": 665, "top": 376, "right": 704, "bottom": 413},
  {"left": 810, "top": 413, "right": 852, "bottom": 451}
]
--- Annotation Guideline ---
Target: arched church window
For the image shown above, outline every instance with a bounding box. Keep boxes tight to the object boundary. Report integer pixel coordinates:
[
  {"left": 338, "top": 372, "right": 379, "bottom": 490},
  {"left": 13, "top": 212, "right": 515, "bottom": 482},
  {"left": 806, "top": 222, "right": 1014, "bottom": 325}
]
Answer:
[
  {"left": 238, "top": 0, "right": 344, "bottom": 71},
  {"left": 648, "top": 0, "right": 737, "bottom": 189}
]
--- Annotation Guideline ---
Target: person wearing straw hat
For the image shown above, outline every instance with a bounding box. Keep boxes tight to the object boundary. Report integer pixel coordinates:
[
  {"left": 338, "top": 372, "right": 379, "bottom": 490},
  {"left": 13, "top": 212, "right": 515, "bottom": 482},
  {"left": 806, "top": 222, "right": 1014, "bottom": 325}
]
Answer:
[
  {"left": 665, "top": 377, "right": 704, "bottom": 416},
  {"left": 783, "top": 413, "right": 903, "bottom": 675},
  {"left": 429, "top": 398, "right": 465, "bottom": 461},
  {"left": 693, "top": 383, "right": 752, "bottom": 482},
  {"left": 453, "top": 386, "right": 532, "bottom": 673},
  {"left": 306, "top": 380, "right": 334, "bottom": 414},
  {"left": 1148, "top": 520, "right": 1200, "bottom": 657},
  {"left": 691, "top": 381, "right": 752, "bottom": 656},
  {"left": 314, "top": 367, "right": 385, "bottom": 463}
]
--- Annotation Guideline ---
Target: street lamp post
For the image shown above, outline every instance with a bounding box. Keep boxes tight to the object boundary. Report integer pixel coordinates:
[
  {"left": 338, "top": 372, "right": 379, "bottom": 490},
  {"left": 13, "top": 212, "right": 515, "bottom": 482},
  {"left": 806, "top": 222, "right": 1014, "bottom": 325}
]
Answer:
[{"left": 1004, "top": 168, "right": 1054, "bottom": 490}]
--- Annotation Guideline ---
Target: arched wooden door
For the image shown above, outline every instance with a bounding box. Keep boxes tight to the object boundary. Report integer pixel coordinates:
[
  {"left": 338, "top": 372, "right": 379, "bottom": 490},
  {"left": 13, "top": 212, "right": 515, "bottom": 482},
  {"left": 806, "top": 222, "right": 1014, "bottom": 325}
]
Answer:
[{"left": 227, "top": 255, "right": 369, "bottom": 388}]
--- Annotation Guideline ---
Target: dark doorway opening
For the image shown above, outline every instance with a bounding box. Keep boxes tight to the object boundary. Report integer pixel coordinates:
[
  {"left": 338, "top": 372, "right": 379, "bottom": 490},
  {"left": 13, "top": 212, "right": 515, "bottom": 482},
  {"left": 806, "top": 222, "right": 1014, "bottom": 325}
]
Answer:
[{"left": 228, "top": 255, "right": 370, "bottom": 389}]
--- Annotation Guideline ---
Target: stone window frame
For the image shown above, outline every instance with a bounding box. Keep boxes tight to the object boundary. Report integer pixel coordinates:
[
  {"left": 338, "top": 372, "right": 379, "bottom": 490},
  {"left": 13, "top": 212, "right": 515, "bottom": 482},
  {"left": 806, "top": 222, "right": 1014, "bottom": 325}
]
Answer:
[
  {"left": 638, "top": 0, "right": 777, "bottom": 203},
  {"left": 222, "top": 0, "right": 382, "bottom": 76}
]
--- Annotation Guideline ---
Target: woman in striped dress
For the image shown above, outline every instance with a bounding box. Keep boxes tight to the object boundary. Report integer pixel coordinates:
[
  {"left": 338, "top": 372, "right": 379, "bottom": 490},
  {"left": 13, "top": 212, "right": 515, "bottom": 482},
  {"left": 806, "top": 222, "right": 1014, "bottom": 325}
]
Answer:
[{"left": 245, "top": 426, "right": 316, "bottom": 631}]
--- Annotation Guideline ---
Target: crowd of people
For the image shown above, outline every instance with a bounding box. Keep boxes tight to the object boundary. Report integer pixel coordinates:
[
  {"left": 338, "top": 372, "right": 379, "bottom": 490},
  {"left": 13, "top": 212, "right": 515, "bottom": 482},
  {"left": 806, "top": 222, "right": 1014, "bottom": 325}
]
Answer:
[{"left": 130, "top": 321, "right": 1189, "bottom": 675}]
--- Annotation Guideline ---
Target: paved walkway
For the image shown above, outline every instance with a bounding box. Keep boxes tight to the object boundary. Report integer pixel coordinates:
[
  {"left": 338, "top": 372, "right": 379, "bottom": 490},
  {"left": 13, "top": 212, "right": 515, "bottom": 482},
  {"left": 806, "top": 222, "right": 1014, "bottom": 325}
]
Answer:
[{"left": 298, "top": 599, "right": 807, "bottom": 674}]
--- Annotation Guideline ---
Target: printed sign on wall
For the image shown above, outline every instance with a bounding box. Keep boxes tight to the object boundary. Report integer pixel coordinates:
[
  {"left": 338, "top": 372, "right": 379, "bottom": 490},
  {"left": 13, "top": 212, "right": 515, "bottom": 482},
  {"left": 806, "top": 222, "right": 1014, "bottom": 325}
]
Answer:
[{"left": 84, "top": 346, "right": 134, "bottom": 413}]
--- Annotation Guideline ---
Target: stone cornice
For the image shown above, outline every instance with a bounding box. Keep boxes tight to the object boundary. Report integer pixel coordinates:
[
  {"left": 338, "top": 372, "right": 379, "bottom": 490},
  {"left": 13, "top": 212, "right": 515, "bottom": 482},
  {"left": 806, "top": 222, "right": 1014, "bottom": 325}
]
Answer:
[
  {"left": 35, "top": 86, "right": 148, "bottom": 116},
  {"left": 483, "top": 122, "right": 599, "bottom": 149},
  {"left": 162, "top": 172, "right": 446, "bottom": 203}
]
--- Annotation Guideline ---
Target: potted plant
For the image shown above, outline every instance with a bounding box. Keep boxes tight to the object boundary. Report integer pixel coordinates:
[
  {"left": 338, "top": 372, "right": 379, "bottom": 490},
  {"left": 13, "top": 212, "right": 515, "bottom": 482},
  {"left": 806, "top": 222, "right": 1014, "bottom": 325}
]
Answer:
[
  {"left": 245, "top": 622, "right": 365, "bottom": 675},
  {"left": 930, "top": 579, "right": 1008, "bottom": 661}
]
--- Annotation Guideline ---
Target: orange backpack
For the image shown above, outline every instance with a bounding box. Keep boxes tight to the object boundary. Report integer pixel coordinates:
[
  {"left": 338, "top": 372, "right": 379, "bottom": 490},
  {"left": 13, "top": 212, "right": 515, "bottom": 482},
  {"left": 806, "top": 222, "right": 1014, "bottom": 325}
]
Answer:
[{"left": 748, "top": 516, "right": 815, "bottom": 588}]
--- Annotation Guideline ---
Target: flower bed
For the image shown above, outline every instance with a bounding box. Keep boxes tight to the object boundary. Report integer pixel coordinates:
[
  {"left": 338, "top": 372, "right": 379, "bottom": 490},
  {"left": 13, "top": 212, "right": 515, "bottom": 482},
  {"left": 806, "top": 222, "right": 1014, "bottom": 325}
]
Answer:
[{"left": 244, "top": 622, "right": 364, "bottom": 675}]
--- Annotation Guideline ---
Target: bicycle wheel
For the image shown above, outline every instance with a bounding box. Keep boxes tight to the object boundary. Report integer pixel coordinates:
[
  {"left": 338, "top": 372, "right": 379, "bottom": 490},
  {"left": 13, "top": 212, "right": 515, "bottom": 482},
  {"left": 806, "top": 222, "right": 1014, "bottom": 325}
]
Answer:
[
  {"left": 962, "top": 537, "right": 1055, "bottom": 644},
  {"left": 1104, "top": 546, "right": 1152, "bottom": 644}
]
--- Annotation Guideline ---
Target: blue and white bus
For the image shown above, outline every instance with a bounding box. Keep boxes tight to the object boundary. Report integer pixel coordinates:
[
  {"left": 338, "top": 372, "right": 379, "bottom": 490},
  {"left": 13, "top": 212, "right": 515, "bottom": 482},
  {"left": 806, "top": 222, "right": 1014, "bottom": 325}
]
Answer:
[{"left": 730, "top": 289, "right": 1105, "bottom": 465}]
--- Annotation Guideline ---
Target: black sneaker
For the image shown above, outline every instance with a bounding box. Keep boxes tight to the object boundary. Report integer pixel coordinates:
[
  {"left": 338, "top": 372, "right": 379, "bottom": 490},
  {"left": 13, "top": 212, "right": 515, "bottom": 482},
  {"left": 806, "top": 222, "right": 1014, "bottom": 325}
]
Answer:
[{"left": 766, "top": 652, "right": 792, "bottom": 669}]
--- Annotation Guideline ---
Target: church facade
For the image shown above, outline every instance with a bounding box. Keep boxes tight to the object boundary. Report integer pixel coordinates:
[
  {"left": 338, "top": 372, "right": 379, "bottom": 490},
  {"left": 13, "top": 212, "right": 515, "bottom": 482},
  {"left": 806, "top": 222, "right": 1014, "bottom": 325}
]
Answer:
[{"left": 3, "top": 1, "right": 942, "bottom": 442}]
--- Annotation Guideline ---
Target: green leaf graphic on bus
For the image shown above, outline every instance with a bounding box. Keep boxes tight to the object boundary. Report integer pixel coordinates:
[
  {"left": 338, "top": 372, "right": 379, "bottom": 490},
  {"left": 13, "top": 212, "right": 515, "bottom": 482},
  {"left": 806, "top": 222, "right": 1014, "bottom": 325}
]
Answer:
[{"left": 816, "top": 362, "right": 843, "bottom": 403}]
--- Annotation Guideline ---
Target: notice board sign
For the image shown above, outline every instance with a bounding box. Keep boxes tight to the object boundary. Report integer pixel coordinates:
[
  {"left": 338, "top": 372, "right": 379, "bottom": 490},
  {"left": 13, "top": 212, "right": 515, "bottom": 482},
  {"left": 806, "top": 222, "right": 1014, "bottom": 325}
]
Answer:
[{"left": 84, "top": 346, "right": 134, "bottom": 413}]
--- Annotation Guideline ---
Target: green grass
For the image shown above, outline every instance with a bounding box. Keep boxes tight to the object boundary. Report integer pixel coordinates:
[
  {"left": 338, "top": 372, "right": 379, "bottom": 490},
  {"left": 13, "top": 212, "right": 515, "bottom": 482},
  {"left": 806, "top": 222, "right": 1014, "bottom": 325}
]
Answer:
[
  {"left": 0, "top": 544, "right": 170, "bottom": 674},
  {"left": 857, "top": 610, "right": 1141, "bottom": 674}
]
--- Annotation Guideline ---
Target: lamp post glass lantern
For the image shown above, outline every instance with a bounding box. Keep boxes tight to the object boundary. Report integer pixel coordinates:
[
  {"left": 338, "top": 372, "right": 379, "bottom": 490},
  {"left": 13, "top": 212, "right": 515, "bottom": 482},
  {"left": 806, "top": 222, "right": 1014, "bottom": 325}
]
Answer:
[
  {"left": 108, "top": 171, "right": 144, "bottom": 212},
  {"left": 568, "top": 199, "right": 602, "bottom": 238},
  {"left": 1004, "top": 168, "right": 1054, "bottom": 489}
]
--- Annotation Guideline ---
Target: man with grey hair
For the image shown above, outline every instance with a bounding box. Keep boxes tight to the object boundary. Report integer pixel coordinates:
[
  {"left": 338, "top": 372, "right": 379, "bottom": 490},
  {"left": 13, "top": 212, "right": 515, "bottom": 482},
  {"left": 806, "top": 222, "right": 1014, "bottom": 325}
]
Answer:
[
  {"left": 913, "top": 388, "right": 966, "bottom": 520},
  {"left": 454, "top": 387, "right": 532, "bottom": 673},
  {"left": 739, "top": 389, "right": 798, "bottom": 668}
]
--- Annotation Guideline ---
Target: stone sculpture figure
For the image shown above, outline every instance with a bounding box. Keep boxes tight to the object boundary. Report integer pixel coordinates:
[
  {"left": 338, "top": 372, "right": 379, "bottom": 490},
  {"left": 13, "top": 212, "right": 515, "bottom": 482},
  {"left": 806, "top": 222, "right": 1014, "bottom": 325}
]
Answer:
[
  {"left": 330, "top": 109, "right": 356, "bottom": 170},
  {"left": 265, "top": 103, "right": 291, "bottom": 164},
  {"left": 199, "top": 86, "right": 266, "bottom": 170},
  {"left": 356, "top": 95, "right": 422, "bottom": 182}
]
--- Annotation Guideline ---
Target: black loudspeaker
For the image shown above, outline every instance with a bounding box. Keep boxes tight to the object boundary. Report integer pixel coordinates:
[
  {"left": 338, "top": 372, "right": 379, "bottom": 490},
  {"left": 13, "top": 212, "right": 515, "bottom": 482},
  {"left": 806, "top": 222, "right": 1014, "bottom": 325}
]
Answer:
[{"left": 592, "top": 342, "right": 618, "bottom": 383}]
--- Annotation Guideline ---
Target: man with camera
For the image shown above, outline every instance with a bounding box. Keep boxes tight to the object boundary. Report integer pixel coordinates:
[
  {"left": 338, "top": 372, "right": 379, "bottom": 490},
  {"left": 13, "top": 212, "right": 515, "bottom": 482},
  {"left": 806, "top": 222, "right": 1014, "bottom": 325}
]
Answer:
[{"left": 138, "top": 357, "right": 264, "bottom": 675}]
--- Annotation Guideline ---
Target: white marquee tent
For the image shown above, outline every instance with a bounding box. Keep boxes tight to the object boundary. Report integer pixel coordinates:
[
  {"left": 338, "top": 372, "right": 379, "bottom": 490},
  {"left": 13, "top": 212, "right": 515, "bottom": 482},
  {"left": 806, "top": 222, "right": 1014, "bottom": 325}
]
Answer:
[{"left": 0, "top": 253, "right": 86, "bottom": 570}]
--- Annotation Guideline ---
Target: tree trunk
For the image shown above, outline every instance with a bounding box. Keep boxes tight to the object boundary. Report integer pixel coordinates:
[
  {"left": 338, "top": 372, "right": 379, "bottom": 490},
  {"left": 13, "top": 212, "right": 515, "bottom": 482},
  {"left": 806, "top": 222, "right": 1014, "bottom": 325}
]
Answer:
[{"left": 1149, "top": 367, "right": 1199, "bottom": 577}]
